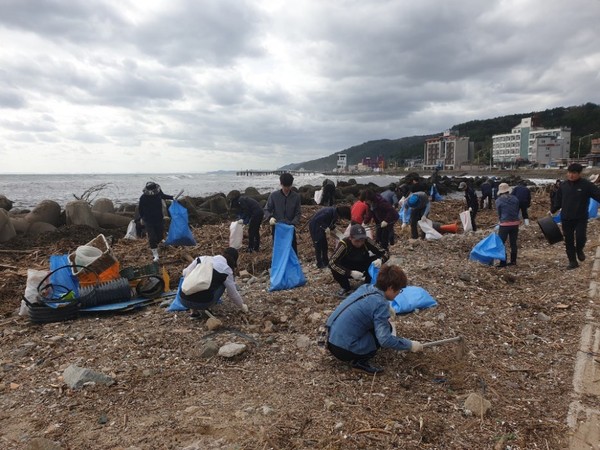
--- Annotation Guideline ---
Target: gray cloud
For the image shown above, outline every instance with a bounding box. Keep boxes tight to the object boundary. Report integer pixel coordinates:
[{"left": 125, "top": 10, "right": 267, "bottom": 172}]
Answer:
[{"left": 0, "top": 0, "right": 599, "bottom": 173}]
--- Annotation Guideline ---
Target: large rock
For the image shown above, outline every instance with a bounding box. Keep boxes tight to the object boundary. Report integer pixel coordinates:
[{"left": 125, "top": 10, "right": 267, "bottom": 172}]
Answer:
[
  {"left": 63, "top": 364, "right": 115, "bottom": 389},
  {"left": 65, "top": 201, "right": 100, "bottom": 229},
  {"left": 28, "top": 222, "right": 58, "bottom": 236},
  {"left": 92, "top": 198, "right": 115, "bottom": 214},
  {"left": 92, "top": 211, "right": 131, "bottom": 228},
  {"left": 25, "top": 200, "right": 61, "bottom": 227},
  {"left": 10, "top": 217, "right": 32, "bottom": 234},
  {"left": 0, "top": 208, "right": 17, "bottom": 242},
  {"left": 198, "top": 195, "right": 228, "bottom": 215},
  {"left": 0, "top": 195, "right": 13, "bottom": 211}
]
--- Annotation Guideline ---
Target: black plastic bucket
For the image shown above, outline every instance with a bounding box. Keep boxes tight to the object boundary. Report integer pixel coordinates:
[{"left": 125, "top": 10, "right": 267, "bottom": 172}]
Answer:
[{"left": 537, "top": 216, "right": 563, "bottom": 245}]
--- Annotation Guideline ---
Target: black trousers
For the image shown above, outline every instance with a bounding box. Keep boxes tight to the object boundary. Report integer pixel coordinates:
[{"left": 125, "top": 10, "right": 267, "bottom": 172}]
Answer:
[
  {"left": 498, "top": 225, "right": 519, "bottom": 264},
  {"left": 313, "top": 237, "right": 329, "bottom": 266},
  {"left": 247, "top": 213, "right": 263, "bottom": 251},
  {"left": 376, "top": 223, "right": 395, "bottom": 249},
  {"left": 145, "top": 221, "right": 164, "bottom": 249},
  {"left": 519, "top": 205, "right": 529, "bottom": 220},
  {"left": 330, "top": 259, "right": 372, "bottom": 290},
  {"left": 327, "top": 341, "right": 377, "bottom": 363},
  {"left": 410, "top": 208, "right": 425, "bottom": 239},
  {"left": 480, "top": 194, "right": 493, "bottom": 209},
  {"left": 562, "top": 219, "right": 588, "bottom": 262}
]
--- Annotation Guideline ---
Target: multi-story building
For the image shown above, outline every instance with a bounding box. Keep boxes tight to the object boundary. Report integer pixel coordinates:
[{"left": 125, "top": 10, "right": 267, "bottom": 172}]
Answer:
[
  {"left": 423, "top": 130, "right": 470, "bottom": 170},
  {"left": 492, "top": 117, "right": 571, "bottom": 165}
]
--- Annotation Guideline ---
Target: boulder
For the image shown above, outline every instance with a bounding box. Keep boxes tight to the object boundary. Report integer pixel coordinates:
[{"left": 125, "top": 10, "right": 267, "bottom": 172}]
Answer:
[
  {"left": 10, "top": 217, "right": 31, "bottom": 234},
  {"left": 244, "top": 186, "right": 261, "bottom": 197},
  {"left": 65, "top": 201, "right": 100, "bottom": 229},
  {"left": 0, "top": 208, "right": 17, "bottom": 242},
  {"left": 198, "top": 195, "right": 228, "bottom": 215},
  {"left": 28, "top": 222, "right": 58, "bottom": 236},
  {"left": 92, "top": 198, "right": 115, "bottom": 214},
  {"left": 0, "top": 195, "right": 13, "bottom": 211},
  {"left": 25, "top": 200, "right": 61, "bottom": 227},
  {"left": 92, "top": 211, "right": 131, "bottom": 228}
]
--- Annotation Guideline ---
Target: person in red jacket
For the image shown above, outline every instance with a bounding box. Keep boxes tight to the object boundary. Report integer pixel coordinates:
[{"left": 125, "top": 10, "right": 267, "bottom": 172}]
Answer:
[{"left": 351, "top": 190, "right": 369, "bottom": 225}]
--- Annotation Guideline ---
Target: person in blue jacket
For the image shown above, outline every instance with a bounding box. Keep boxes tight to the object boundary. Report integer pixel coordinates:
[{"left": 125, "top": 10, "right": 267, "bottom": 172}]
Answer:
[
  {"left": 308, "top": 206, "right": 351, "bottom": 268},
  {"left": 230, "top": 195, "right": 264, "bottom": 253},
  {"left": 511, "top": 181, "right": 532, "bottom": 226},
  {"left": 326, "top": 264, "right": 424, "bottom": 374},
  {"left": 138, "top": 181, "right": 174, "bottom": 262},
  {"left": 495, "top": 183, "right": 521, "bottom": 267}
]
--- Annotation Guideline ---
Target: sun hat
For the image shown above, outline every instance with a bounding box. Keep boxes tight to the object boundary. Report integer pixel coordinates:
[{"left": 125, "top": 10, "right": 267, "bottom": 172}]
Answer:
[
  {"left": 458, "top": 182, "right": 467, "bottom": 190},
  {"left": 349, "top": 224, "right": 367, "bottom": 240},
  {"left": 497, "top": 183, "right": 510, "bottom": 195}
]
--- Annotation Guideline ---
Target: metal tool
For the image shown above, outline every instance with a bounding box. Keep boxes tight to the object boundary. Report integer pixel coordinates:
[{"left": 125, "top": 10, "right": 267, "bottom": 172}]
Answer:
[{"left": 422, "top": 336, "right": 463, "bottom": 348}]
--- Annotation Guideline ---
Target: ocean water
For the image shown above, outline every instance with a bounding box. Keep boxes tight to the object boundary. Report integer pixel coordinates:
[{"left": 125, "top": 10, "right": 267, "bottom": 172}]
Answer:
[{"left": 0, "top": 172, "right": 401, "bottom": 210}]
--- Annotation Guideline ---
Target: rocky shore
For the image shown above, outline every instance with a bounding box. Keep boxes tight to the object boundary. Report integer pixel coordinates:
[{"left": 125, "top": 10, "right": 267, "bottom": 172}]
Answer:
[{"left": 0, "top": 171, "right": 595, "bottom": 449}]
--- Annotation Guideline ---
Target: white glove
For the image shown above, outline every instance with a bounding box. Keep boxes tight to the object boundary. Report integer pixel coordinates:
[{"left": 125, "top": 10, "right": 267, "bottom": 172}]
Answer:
[
  {"left": 468, "top": 207, "right": 472, "bottom": 212},
  {"left": 325, "top": 227, "right": 331, "bottom": 235},
  {"left": 381, "top": 221, "right": 388, "bottom": 228},
  {"left": 410, "top": 340, "right": 424, "bottom": 353},
  {"left": 350, "top": 270, "right": 364, "bottom": 280},
  {"left": 269, "top": 217, "right": 277, "bottom": 226},
  {"left": 240, "top": 304, "right": 249, "bottom": 313},
  {"left": 401, "top": 223, "right": 407, "bottom": 229},
  {"left": 548, "top": 211, "right": 553, "bottom": 216},
  {"left": 372, "top": 258, "right": 382, "bottom": 268},
  {"left": 237, "top": 219, "right": 244, "bottom": 224}
]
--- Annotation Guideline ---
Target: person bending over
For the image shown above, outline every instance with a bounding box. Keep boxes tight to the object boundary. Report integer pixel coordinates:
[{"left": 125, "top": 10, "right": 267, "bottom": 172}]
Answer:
[
  {"left": 329, "top": 224, "right": 388, "bottom": 297},
  {"left": 326, "top": 264, "right": 424, "bottom": 374},
  {"left": 179, "top": 247, "right": 249, "bottom": 318},
  {"left": 309, "top": 206, "right": 351, "bottom": 269}
]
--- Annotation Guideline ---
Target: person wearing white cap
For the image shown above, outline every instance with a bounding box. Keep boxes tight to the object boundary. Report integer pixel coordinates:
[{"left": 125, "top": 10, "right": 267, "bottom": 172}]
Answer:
[{"left": 495, "top": 183, "right": 520, "bottom": 267}]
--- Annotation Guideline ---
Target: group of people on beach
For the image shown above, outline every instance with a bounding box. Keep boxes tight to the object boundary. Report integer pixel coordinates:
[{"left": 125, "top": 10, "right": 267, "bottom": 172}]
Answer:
[{"left": 136, "top": 163, "right": 600, "bottom": 373}]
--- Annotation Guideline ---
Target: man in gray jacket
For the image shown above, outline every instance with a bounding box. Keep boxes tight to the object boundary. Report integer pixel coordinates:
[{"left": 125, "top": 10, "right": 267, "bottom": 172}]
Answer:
[{"left": 265, "top": 173, "right": 302, "bottom": 255}]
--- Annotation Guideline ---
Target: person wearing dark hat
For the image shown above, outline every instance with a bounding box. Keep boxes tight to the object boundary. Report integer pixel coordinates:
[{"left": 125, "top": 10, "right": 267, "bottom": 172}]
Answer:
[
  {"left": 180, "top": 247, "right": 248, "bottom": 317},
  {"left": 550, "top": 163, "right": 600, "bottom": 269},
  {"left": 138, "top": 181, "right": 174, "bottom": 262},
  {"left": 264, "top": 172, "right": 301, "bottom": 255},
  {"left": 458, "top": 181, "right": 479, "bottom": 232},
  {"left": 511, "top": 180, "right": 532, "bottom": 226},
  {"left": 309, "top": 206, "right": 351, "bottom": 269},
  {"left": 329, "top": 224, "right": 389, "bottom": 297},
  {"left": 230, "top": 194, "right": 264, "bottom": 253},
  {"left": 406, "top": 191, "right": 429, "bottom": 239},
  {"left": 325, "top": 265, "right": 423, "bottom": 374},
  {"left": 495, "top": 183, "right": 521, "bottom": 267}
]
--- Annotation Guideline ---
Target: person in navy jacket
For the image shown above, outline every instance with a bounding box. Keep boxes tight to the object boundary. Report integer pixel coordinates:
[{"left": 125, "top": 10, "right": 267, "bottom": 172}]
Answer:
[{"left": 308, "top": 206, "right": 351, "bottom": 268}]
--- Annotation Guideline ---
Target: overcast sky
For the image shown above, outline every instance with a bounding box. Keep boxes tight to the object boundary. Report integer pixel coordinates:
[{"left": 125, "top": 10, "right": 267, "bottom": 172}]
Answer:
[{"left": 1, "top": 0, "right": 599, "bottom": 174}]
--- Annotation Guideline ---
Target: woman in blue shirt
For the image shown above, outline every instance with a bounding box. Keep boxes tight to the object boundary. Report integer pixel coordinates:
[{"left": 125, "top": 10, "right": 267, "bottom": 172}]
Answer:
[
  {"left": 495, "top": 183, "right": 521, "bottom": 267},
  {"left": 326, "top": 265, "right": 424, "bottom": 374}
]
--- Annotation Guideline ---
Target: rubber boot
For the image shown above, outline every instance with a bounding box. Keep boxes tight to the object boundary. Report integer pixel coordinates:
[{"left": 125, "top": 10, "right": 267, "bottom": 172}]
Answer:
[{"left": 151, "top": 248, "right": 159, "bottom": 262}]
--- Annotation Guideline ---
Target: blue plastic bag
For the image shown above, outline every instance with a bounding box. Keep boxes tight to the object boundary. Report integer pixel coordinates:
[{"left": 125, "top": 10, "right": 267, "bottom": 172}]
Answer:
[
  {"left": 430, "top": 185, "right": 444, "bottom": 202},
  {"left": 399, "top": 204, "right": 411, "bottom": 224},
  {"left": 49, "top": 254, "right": 80, "bottom": 297},
  {"left": 589, "top": 199, "right": 598, "bottom": 219},
  {"left": 165, "top": 201, "right": 196, "bottom": 246},
  {"left": 391, "top": 286, "right": 438, "bottom": 314},
  {"left": 553, "top": 213, "right": 561, "bottom": 224},
  {"left": 368, "top": 262, "right": 379, "bottom": 285},
  {"left": 167, "top": 278, "right": 187, "bottom": 311},
  {"left": 269, "top": 223, "right": 306, "bottom": 291},
  {"left": 469, "top": 232, "right": 506, "bottom": 265}
]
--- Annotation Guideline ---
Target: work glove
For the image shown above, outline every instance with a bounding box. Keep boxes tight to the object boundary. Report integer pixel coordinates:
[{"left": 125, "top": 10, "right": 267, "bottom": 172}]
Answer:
[
  {"left": 410, "top": 340, "right": 424, "bottom": 353},
  {"left": 468, "top": 207, "right": 473, "bottom": 212},
  {"left": 269, "top": 217, "right": 277, "bottom": 226},
  {"left": 401, "top": 223, "right": 407, "bottom": 229},
  {"left": 325, "top": 227, "right": 331, "bottom": 235},
  {"left": 372, "top": 258, "right": 382, "bottom": 268},
  {"left": 381, "top": 220, "right": 388, "bottom": 228},
  {"left": 350, "top": 270, "right": 364, "bottom": 280},
  {"left": 548, "top": 211, "right": 553, "bottom": 216},
  {"left": 237, "top": 219, "right": 244, "bottom": 224},
  {"left": 240, "top": 304, "right": 249, "bottom": 313}
]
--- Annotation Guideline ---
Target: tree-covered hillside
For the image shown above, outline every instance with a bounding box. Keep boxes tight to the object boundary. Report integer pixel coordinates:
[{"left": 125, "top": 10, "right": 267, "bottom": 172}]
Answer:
[{"left": 281, "top": 102, "right": 600, "bottom": 171}]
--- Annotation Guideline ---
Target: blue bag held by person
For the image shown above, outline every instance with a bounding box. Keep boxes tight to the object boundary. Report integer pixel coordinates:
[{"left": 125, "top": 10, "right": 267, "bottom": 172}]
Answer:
[
  {"left": 165, "top": 201, "right": 196, "bottom": 246},
  {"left": 269, "top": 223, "right": 306, "bottom": 291},
  {"left": 589, "top": 199, "right": 599, "bottom": 220},
  {"left": 469, "top": 232, "right": 506, "bottom": 265}
]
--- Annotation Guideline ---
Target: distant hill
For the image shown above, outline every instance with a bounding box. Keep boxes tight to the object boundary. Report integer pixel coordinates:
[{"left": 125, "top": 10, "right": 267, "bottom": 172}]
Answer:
[{"left": 280, "top": 102, "right": 600, "bottom": 171}]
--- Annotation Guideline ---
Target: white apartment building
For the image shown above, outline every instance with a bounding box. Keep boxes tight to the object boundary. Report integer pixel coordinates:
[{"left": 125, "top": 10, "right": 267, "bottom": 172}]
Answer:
[
  {"left": 423, "top": 130, "right": 470, "bottom": 170},
  {"left": 492, "top": 117, "right": 571, "bottom": 165}
]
